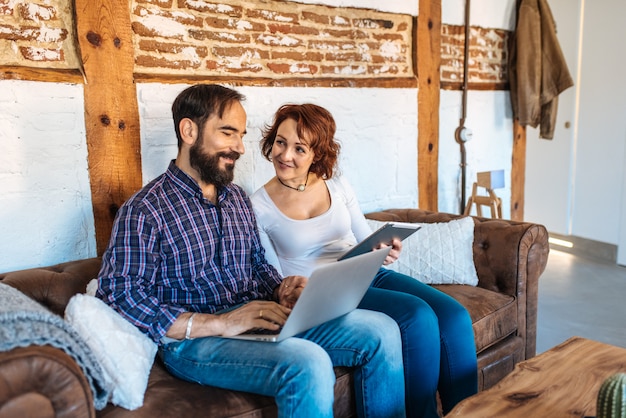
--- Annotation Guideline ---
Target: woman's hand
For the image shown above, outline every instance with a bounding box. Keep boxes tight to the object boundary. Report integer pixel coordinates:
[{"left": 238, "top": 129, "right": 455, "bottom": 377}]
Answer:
[
  {"left": 276, "top": 275, "right": 308, "bottom": 308},
  {"left": 380, "top": 238, "right": 402, "bottom": 265}
]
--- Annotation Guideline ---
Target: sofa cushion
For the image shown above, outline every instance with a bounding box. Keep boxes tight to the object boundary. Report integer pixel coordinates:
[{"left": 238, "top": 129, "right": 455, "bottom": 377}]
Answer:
[
  {"left": 65, "top": 293, "right": 158, "bottom": 411},
  {"left": 365, "top": 217, "right": 478, "bottom": 286},
  {"left": 96, "top": 359, "right": 355, "bottom": 418},
  {"left": 433, "top": 284, "right": 517, "bottom": 354}
]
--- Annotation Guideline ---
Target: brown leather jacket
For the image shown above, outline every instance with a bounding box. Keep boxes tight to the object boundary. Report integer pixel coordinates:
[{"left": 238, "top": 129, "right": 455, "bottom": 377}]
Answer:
[{"left": 509, "top": 0, "right": 573, "bottom": 139}]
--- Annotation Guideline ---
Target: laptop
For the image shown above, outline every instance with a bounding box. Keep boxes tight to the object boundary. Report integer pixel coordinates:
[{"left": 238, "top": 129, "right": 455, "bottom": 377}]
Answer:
[{"left": 226, "top": 246, "right": 391, "bottom": 342}]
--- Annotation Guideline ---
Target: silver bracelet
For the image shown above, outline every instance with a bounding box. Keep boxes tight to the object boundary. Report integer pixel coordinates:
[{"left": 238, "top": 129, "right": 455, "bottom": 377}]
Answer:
[{"left": 185, "top": 313, "right": 197, "bottom": 340}]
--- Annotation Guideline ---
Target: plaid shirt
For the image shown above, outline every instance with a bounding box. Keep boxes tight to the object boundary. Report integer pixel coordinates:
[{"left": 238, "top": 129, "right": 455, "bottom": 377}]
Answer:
[{"left": 97, "top": 161, "right": 282, "bottom": 343}]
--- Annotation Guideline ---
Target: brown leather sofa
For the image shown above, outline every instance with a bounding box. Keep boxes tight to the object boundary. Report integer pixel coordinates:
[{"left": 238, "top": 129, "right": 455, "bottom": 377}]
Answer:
[{"left": 0, "top": 208, "right": 549, "bottom": 418}]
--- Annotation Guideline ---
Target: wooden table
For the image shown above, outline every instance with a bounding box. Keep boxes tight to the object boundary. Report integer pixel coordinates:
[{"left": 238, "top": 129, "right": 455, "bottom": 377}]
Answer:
[{"left": 446, "top": 336, "right": 626, "bottom": 417}]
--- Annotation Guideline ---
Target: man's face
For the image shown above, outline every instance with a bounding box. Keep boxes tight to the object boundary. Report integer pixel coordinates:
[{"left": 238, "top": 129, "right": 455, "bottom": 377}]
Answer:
[{"left": 189, "top": 101, "right": 247, "bottom": 188}]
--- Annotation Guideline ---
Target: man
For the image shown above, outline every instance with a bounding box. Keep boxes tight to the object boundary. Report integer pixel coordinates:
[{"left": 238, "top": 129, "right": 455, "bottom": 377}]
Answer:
[{"left": 96, "top": 84, "right": 405, "bottom": 417}]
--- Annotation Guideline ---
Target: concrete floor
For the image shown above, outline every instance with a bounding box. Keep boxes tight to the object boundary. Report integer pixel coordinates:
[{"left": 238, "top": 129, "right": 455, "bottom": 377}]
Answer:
[{"left": 536, "top": 249, "right": 626, "bottom": 353}]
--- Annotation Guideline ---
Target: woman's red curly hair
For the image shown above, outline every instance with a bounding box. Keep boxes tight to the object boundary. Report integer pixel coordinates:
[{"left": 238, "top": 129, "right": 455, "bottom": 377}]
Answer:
[{"left": 260, "top": 103, "right": 341, "bottom": 179}]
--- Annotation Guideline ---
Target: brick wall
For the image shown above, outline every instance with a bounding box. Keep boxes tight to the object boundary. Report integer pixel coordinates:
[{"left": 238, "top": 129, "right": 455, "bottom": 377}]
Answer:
[
  {"left": 0, "top": 0, "right": 80, "bottom": 68},
  {"left": 131, "top": 0, "right": 413, "bottom": 78},
  {"left": 0, "top": 0, "right": 507, "bottom": 84},
  {"left": 441, "top": 24, "right": 509, "bottom": 85}
]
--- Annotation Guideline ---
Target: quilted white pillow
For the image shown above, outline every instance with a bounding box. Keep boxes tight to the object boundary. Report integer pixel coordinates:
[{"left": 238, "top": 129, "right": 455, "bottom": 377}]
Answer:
[
  {"left": 65, "top": 291, "right": 158, "bottom": 410},
  {"left": 366, "top": 217, "right": 478, "bottom": 286}
]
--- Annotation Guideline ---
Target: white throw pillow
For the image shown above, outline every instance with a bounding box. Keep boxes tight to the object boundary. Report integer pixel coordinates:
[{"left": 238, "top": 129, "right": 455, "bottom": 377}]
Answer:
[
  {"left": 65, "top": 292, "right": 158, "bottom": 410},
  {"left": 366, "top": 217, "right": 478, "bottom": 286}
]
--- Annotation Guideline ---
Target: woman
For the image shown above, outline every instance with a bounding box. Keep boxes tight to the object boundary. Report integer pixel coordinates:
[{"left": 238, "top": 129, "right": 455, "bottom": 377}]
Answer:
[{"left": 250, "top": 103, "right": 477, "bottom": 417}]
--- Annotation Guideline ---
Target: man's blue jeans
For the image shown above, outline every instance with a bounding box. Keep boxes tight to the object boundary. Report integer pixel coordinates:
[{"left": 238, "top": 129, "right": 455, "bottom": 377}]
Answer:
[{"left": 159, "top": 309, "right": 406, "bottom": 418}]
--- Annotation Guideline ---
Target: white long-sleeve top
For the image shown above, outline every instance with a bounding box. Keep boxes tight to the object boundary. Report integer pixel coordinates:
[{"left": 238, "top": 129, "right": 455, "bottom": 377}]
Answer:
[{"left": 250, "top": 176, "right": 372, "bottom": 277}]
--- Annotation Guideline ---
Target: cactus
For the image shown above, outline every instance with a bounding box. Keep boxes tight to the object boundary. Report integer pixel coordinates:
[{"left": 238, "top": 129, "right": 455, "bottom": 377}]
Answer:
[{"left": 598, "top": 373, "right": 626, "bottom": 418}]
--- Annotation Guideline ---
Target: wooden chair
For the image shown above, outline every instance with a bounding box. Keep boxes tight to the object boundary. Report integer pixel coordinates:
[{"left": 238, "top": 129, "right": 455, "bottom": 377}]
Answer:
[{"left": 464, "top": 170, "right": 504, "bottom": 219}]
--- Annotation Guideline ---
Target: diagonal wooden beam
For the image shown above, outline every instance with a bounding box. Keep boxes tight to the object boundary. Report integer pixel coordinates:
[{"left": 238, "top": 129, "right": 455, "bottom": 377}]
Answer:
[
  {"left": 74, "top": 0, "right": 142, "bottom": 255},
  {"left": 417, "top": 0, "right": 441, "bottom": 211}
]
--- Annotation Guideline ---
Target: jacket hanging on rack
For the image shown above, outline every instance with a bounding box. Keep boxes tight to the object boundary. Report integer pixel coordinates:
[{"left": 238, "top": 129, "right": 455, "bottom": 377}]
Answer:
[{"left": 508, "top": 0, "right": 573, "bottom": 139}]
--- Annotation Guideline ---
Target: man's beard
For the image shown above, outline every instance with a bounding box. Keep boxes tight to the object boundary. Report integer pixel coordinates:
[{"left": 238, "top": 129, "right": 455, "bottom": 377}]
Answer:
[{"left": 189, "top": 141, "right": 240, "bottom": 189}]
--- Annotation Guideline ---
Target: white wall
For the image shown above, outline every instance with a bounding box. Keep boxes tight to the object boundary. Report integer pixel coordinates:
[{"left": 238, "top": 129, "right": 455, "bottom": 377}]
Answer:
[
  {"left": 138, "top": 85, "right": 419, "bottom": 212},
  {"left": 524, "top": 0, "right": 626, "bottom": 264},
  {"left": 0, "top": 81, "right": 96, "bottom": 271},
  {"left": 0, "top": 0, "right": 519, "bottom": 272}
]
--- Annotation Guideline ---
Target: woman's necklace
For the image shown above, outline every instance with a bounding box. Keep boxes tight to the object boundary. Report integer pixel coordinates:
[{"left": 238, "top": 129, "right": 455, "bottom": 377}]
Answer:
[{"left": 277, "top": 173, "right": 308, "bottom": 192}]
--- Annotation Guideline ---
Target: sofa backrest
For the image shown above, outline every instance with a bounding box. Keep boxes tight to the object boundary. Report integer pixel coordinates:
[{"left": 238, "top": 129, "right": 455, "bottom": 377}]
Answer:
[{"left": 0, "top": 258, "right": 102, "bottom": 316}]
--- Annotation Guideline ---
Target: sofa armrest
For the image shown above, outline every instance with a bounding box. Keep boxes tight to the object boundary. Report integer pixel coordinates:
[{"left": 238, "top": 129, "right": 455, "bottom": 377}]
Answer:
[
  {"left": 0, "top": 345, "right": 95, "bottom": 418},
  {"left": 365, "top": 208, "right": 549, "bottom": 358}
]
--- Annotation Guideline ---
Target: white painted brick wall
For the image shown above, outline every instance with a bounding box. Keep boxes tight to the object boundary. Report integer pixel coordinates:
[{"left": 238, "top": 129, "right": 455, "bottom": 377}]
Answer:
[
  {"left": 138, "top": 84, "right": 419, "bottom": 213},
  {"left": 0, "top": 80, "right": 96, "bottom": 271}
]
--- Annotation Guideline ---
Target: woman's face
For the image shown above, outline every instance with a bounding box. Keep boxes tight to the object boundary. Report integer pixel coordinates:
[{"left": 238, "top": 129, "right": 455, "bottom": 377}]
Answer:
[{"left": 271, "top": 118, "right": 316, "bottom": 181}]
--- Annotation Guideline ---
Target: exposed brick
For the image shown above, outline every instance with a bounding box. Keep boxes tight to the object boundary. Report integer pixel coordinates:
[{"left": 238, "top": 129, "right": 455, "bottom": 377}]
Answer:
[
  {"left": 322, "top": 29, "right": 367, "bottom": 40},
  {"left": 18, "top": 3, "right": 57, "bottom": 21},
  {"left": 353, "top": 18, "right": 393, "bottom": 29},
  {"left": 325, "top": 51, "right": 368, "bottom": 62},
  {"left": 0, "top": 24, "right": 67, "bottom": 42},
  {"left": 309, "top": 40, "right": 356, "bottom": 51},
  {"left": 301, "top": 11, "right": 328, "bottom": 25},
  {"left": 367, "top": 54, "right": 388, "bottom": 64},
  {"left": 372, "top": 33, "right": 404, "bottom": 41},
  {"left": 178, "top": 0, "right": 242, "bottom": 17},
  {"left": 221, "top": 62, "right": 263, "bottom": 73},
  {"left": 268, "top": 23, "right": 319, "bottom": 36},
  {"left": 268, "top": 62, "right": 317, "bottom": 75},
  {"left": 136, "top": 54, "right": 201, "bottom": 69},
  {"left": 138, "top": 39, "right": 208, "bottom": 57},
  {"left": 205, "top": 16, "right": 265, "bottom": 32},
  {"left": 271, "top": 50, "right": 324, "bottom": 62},
  {"left": 255, "top": 33, "right": 301, "bottom": 47},
  {"left": 133, "top": 5, "right": 203, "bottom": 27},
  {"left": 20, "top": 46, "right": 64, "bottom": 61},
  {"left": 212, "top": 46, "right": 269, "bottom": 60},
  {"left": 189, "top": 29, "right": 250, "bottom": 43},
  {"left": 136, "top": 0, "right": 173, "bottom": 6},
  {"left": 0, "top": 0, "right": 13, "bottom": 16},
  {"left": 320, "top": 64, "right": 366, "bottom": 76},
  {"left": 246, "top": 9, "right": 298, "bottom": 24},
  {"left": 368, "top": 64, "right": 401, "bottom": 75},
  {"left": 132, "top": 21, "right": 185, "bottom": 40},
  {"left": 329, "top": 14, "right": 350, "bottom": 27}
]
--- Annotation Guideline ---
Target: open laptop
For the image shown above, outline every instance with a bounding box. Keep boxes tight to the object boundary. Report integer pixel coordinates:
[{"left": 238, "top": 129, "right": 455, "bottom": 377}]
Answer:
[{"left": 226, "top": 246, "right": 391, "bottom": 342}]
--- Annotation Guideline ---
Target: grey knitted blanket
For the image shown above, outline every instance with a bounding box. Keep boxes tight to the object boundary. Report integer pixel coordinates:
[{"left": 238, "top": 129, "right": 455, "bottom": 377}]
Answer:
[{"left": 0, "top": 282, "right": 110, "bottom": 410}]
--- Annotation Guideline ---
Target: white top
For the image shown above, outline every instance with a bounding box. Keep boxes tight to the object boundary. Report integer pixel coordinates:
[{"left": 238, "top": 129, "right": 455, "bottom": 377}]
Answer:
[{"left": 250, "top": 176, "right": 373, "bottom": 277}]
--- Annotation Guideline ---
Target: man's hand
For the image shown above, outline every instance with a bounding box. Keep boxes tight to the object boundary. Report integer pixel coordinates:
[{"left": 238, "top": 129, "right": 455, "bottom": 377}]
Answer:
[
  {"left": 276, "top": 275, "right": 307, "bottom": 308},
  {"left": 216, "top": 301, "right": 291, "bottom": 337}
]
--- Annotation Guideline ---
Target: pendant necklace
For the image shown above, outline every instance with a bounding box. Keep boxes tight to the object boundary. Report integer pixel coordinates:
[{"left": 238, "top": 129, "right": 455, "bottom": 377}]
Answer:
[{"left": 277, "top": 173, "right": 308, "bottom": 192}]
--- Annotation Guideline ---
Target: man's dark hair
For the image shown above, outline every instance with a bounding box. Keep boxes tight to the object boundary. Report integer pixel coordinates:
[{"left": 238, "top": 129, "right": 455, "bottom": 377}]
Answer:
[{"left": 172, "top": 84, "right": 246, "bottom": 148}]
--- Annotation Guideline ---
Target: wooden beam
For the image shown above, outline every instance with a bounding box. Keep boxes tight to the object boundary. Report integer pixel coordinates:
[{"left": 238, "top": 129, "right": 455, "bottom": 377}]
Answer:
[
  {"left": 417, "top": 0, "right": 442, "bottom": 211},
  {"left": 511, "top": 119, "right": 526, "bottom": 221},
  {"left": 74, "top": 0, "right": 142, "bottom": 255}
]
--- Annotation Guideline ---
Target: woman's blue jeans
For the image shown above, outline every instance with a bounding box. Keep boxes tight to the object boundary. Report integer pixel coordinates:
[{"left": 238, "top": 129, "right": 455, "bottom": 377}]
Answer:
[
  {"left": 359, "top": 268, "right": 478, "bottom": 417},
  {"left": 159, "top": 309, "right": 406, "bottom": 418}
]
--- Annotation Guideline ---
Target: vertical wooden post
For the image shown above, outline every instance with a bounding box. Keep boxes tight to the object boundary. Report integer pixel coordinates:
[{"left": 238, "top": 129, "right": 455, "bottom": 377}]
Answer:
[
  {"left": 510, "top": 0, "right": 525, "bottom": 222},
  {"left": 417, "top": 0, "right": 441, "bottom": 211},
  {"left": 74, "top": 0, "right": 142, "bottom": 254},
  {"left": 511, "top": 119, "right": 526, "bottom": 221}
]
